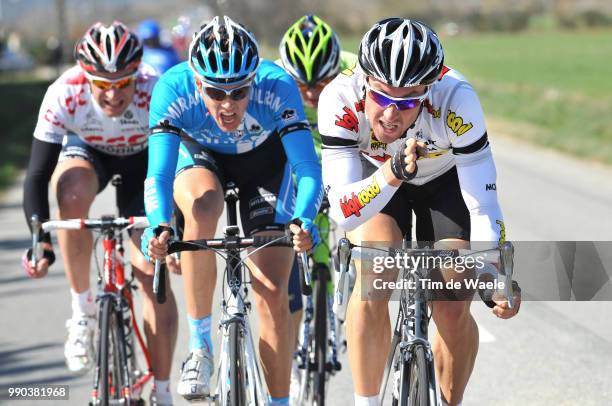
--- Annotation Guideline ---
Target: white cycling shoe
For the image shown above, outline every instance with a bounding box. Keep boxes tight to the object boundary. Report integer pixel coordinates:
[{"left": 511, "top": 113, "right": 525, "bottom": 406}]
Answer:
[
  {"left": 177, "top": 348, "right": 214, "bottom": 401},
  {"left": 64, "top": 315, "right": 96, "bottom": 374}
]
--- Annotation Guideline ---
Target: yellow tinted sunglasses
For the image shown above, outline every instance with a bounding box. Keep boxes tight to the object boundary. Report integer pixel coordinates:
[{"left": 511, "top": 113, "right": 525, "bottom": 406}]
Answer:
[{"left": 86, "top": 73, "right": 136, "bottom": 90}]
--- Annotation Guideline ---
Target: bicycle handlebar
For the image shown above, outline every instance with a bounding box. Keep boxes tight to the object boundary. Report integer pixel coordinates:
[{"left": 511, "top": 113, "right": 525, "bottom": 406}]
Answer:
[
  {"left": 28, "top": 215, "right": 149, "bottom": 268},
  {"left": 336, "top": 239, "right": 517, "bottom": 309},
  {"left": 167, "top": 235, "right": 294, "bottom": 254},
  {"left": 39, "top": 216, "right": 149, "bottom": 232}
]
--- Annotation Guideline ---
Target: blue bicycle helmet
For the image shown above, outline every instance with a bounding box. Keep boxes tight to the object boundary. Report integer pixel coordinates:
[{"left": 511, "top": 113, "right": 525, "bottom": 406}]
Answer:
[
  {"left": 137, "top": 19, "right": 161, "bottom": 41},
  {"left": 188, "top": 16, "right": 260, "bottom": 85}
]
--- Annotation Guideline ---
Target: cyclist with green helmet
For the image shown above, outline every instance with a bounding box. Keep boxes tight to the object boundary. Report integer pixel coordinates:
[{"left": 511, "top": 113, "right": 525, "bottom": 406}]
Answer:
[
  {"left": 278, "top": 14, "right": 357, "bottom": 402},
  {"left": 279, "top": 15, "right": 357, "bottom": 156}
]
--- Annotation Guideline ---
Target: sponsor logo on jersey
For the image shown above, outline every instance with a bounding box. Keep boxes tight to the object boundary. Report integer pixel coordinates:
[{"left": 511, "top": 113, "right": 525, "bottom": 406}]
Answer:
[
  {"left": 165, "top": 90, "right": 200, "bottom": 120},
  {"left": 119, "top": 110, "right": 139, "bottom": 125},
  {"left": 335, "top": 106, "right": 359, "bottom": 133},
  {"left": 425, "top": 100, "right": 440, "bottom": 118},
  {"left": 486, "top": 183, "right": 497, "bottom": 191},
  {"left": 144, "top": 177, "right": 159, "bottom": 213},
  {"left": 280, "top": 108, "right": 297, "bottom": 123},
  {"left": 339, "top": 177, "right": 381, "bottom": 218},
  {"left": 64, "top": 88, "right": 88, "bottom": 115},
  {"left": 355, "top": 99, "right": 365, "bottom": 112},
  {"left": 135, "top": 90, "right": 151, "bottom": 110},
  {"left": 249, "top": 207, "right": 274, "bottom": 219},
  {"left": 249, "top": 194, "right": 277, "bottom": 208},
  {"left": 82, "top": 133, "right": 147, "bottom": 149},
  {"left": 369, "top": 131, "right": 387, "bottom": 151},
  {"left": 446, "top": 110, "right": 473, "bottom": 136},
  {"left": 44, "top": 109, "right": 65, "bottom": 128},
  {"left": 251, "top": 88, "right": 282, "bottom": 112}
]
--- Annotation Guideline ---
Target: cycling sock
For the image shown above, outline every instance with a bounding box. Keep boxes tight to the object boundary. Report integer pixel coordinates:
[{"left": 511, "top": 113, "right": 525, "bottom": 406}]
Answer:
[
  {"left": 71, "top": 288, "right": 95, "bottom": 317},
  {"left": 354, "top": 394, "right": 378, "bottom": 406},
  {"left": 441, "top": 401, "right": 462, "bottom": 406},
  {"left": 268, "top": 395, "right": 289, "bottom": 405},
  {"left": 153, "top": 379, "right": 170, "bottom": 394},
  {"left": 188, "top": 315, "right": 212, "bottom": 353}
]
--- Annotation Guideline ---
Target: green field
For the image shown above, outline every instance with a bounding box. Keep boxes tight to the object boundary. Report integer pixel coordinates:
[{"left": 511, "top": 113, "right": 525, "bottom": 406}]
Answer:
[
  {"left": 2, "top": 29, "right": 611, "bottom": 192},
  {"left": 0, "top": 81, "right": 51, "bottom": 192},
  {"left": 341, "top": 29, "right": 612, "bottom": 164}
]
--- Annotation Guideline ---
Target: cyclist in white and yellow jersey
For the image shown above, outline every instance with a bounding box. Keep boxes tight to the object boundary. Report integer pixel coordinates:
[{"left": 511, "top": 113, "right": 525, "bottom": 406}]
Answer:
[{"left": 318, "top": 18, "right": 522, "bottom": 406}]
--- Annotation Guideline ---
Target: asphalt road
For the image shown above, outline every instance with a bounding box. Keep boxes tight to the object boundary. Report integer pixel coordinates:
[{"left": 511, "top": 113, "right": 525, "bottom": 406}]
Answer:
[{"left": 1, "top": 134, "right": 611, "bottom": 405}]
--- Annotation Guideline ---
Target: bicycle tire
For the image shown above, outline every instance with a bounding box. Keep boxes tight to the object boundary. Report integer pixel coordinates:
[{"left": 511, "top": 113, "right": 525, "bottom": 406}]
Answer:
[
  {"left": 111, "top": 304, "right": 129, "bottom": 402},
  {"left": 313, "top": 264, "right": 328, "bottom": 406},
  {"left": 399, "top": 345, "right": 429, "bottom": 406},
  {"left": 228, "top": 321, "right": 246, "bottom": 406},
  {"left": 97, "top": 297, "right": 112, "bottom": 406}
]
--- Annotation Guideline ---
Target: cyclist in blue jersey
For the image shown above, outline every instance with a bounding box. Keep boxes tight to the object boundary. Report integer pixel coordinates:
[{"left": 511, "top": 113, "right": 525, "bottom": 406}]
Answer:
[
  {"left": 137, "top": 19, "right": 182, "bottom": 75},
  {"left": 142, "top": 16, "right": 323, "bottom": 405}
]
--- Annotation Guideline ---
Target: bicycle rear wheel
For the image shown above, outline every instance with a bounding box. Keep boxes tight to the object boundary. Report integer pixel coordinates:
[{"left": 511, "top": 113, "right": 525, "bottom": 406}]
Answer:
[
  {"left": 313, "top": 264, "right": 329, "bottom": 406},
  {"left": 228, "top": 320, "right": 247, "bottom": 406},
  {"left": 399, "top": 345, "right": 429, "bottom": 406}
]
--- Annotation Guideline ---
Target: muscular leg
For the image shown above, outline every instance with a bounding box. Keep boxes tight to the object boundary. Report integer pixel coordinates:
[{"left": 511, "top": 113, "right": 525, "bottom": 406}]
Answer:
[
  {"left": 51, "top": 159, "right": 98, "bottom": 293},
  {"left": 130, "top": 231, "right": 178, "bottom": 381},
  {"left": 247, "top": 234, "right": 294, "bottom": 398},
  {"left": 431, "top": 239, "right": 478, "bottom": 406},
  {"left": 346, "top": 213, "right": 403, "bottom": 396},
  {"left": 173, "top": 168, "right": 224, "bottom": 320}
]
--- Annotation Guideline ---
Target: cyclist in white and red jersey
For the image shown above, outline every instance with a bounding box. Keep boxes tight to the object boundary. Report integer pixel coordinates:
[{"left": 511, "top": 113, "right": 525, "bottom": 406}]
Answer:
[
  {"left": 22, "top": 21, "right": 178, "bottom": 406},
  {"left": 318, "top": 18, "right": 522, "bottom": 406}
]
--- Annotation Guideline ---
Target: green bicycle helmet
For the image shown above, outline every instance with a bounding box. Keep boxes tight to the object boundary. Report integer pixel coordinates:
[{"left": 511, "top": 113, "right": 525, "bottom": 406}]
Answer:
[{"left": 279, "top": 15, "right": 341, "bottom": 87}]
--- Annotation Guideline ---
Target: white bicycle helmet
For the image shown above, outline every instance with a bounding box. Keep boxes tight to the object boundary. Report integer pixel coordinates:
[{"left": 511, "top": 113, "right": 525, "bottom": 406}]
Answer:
[
  {"left": 75, "top": 21, "right": 142, "bottom": 74},
  {"left": 358, "top": 18, "right": 444, "bottom": 87}
]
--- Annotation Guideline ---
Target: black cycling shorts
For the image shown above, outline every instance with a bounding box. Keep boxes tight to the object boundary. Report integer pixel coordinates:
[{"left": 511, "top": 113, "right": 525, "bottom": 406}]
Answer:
[
  {"left": 175, "top": 134, "right": 295, "bottom": 237},
  {"left": 362, "top": 157, "right": 470, "bottom": 243},
  {"left": 59, "top": 136, "right": 146, "bottom": 217}
]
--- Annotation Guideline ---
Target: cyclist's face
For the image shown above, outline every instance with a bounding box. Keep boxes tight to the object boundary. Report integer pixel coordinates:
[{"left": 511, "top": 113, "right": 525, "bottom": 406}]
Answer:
[
  {"left": 199, "top": 79, "right": 251, "bottom": 132},
  {"left": 88, "top": 69, "right": 137, "bottom": 117},
  {"left": 364, "top": 77, "right": 427, "bottom": 144},
  {"left": 298, "top": 78, "right": 332, "bottom": 108}
]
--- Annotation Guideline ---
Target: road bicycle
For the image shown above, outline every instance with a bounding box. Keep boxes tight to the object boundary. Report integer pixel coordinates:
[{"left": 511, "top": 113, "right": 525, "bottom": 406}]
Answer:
[
  {"left": 29, "top": 176, "right": 153, "bottom": 406},
  {"left": 293, "top": 199, "right": 344, "bottom": 406},
  {"left": 153, "top": 182, "right": 307, "bottom": 405},
  {"left": 336, "top": 238, "right": 517, "bottom": 406}
]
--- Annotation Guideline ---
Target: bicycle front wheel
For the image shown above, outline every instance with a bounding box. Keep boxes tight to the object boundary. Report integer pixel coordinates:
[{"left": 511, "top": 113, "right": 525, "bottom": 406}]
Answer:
[
  {"left": 228, "top": 321, "right": 247, "bottom": 406},
  {"left": 399, "top": 345, "right": 429, "bottom": 406},
  {"left": 96, "top": 297, "right": 112, "bottom": 406}
]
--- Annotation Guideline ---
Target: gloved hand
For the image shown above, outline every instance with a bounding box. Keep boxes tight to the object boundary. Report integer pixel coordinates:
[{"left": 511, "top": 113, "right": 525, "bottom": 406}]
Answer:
[{"left": 21, "top": 243, "right": 55, "bottom": 279}]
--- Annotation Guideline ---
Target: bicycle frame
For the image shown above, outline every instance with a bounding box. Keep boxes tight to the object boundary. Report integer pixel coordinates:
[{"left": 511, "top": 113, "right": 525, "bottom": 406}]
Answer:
[
  {"left": 32, "top": 214, "right": 153, "bottom": 405},
  {"left": 337, "top": 239, "right": 515, "bottom": 405},
  {"left": 164, "top": 182, "right": 308, "bottom": 406},
  {"left": 95, "top": 220, "right": 153, "bottom": 401},
  {"left": 379, "top": 264, "right": 441, "bottom": 406}
]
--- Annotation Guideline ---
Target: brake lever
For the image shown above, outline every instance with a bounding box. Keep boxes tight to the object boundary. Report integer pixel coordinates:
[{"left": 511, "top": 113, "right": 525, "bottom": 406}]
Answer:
[
  {"left": 288, "top": 219, "right": 311, "bottom": 288},
  {"left": 499, "top": 241, "right": 515, "bottom": 308},
  {"left": 335, "top": 237, "right": 352, "bottom": 307},
  {"left": 30, "top": 215, "right": 43, "bottom": 268}
]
